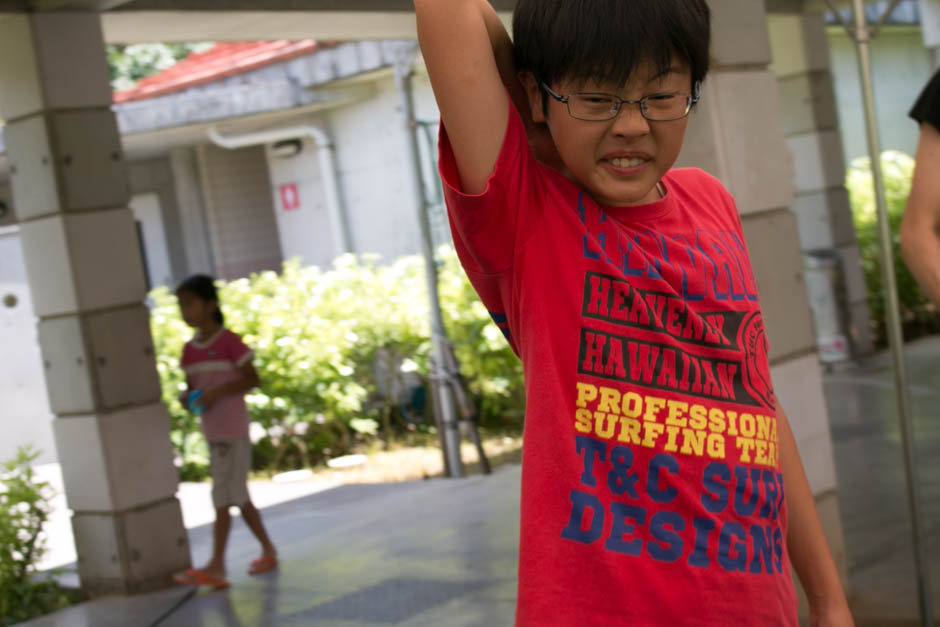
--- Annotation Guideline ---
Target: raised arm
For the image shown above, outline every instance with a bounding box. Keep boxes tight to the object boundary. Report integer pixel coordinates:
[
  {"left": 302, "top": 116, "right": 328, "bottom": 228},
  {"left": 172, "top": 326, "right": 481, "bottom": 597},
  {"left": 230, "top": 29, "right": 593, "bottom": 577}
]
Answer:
[
  {"left": 415, "top": 0, "right": 520, "bottom": 194},
  {"left": 900, "top": 121, "right": 940, "bottom": 308}
]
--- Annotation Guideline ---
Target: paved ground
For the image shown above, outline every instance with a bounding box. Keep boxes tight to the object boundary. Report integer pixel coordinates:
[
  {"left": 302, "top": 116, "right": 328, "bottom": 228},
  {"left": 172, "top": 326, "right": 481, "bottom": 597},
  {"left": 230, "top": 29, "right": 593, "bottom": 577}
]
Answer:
[
  {"left": 823, "top": 337, "right": 940, "bottom": 626},
  {"left": 25, "top": 467, "right": 521, "bottom": 627},
  {"left": 21, "top": 336, "right": 940, "bottom": 626}
]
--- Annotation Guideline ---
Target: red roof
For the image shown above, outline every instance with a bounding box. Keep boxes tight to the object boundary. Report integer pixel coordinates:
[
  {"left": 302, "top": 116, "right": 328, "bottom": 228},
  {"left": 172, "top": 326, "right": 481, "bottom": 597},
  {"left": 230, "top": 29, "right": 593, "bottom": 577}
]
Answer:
[{"left": 113, "top": 40, "right": 321, "bottom": 104}]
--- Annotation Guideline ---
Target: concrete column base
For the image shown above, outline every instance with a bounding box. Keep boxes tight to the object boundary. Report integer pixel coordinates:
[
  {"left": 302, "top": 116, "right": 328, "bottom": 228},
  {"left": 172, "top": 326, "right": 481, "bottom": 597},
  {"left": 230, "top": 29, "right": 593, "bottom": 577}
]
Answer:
[{"left": 73, "top": 497, "right": 191, "bottom": 597}]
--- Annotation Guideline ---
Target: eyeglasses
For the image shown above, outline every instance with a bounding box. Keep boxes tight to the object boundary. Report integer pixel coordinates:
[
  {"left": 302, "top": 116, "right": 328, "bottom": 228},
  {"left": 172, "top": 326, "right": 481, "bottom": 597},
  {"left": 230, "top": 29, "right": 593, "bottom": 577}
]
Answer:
[{"left": 540, "top": 81, "right": 700, "bottom": 122}]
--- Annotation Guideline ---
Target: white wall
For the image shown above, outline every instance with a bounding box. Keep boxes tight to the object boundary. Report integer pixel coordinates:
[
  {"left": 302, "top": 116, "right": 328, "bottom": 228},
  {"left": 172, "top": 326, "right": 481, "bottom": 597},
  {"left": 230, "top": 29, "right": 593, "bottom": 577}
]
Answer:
[
  {"left": 130, "top": 192, "right": 174, "bottom": 289},
  {"left": 828, "top": 26, "right": 933, "bottom": 164},
  {"left": 263, "top": 72, "right": 446, "bottom": 268},
  {"left": 0, "top": 228, "right": 56, "bottom": 464},
  {"left": 330, "top": 74, "right": 442, "bottom": 262},
  {"left": 265, "top": 133, "right": 339, "bottom": 269}
]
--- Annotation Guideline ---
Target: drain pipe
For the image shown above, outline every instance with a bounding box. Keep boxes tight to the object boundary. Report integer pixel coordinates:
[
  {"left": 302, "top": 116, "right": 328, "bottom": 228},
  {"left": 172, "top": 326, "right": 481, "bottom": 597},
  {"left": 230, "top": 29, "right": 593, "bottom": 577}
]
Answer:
[
  {"left": 393, "top": 46, "right": 464, "bottom": 479},
  {"left": 208, "top": 126, "right": 352, "bottom": 256}
]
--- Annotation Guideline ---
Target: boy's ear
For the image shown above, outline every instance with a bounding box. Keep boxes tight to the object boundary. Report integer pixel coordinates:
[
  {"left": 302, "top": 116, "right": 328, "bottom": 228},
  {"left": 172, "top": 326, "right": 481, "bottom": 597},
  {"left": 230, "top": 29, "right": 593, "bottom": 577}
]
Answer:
[{"left": 519, "top": 71, "right": 547, "bottom": 124}]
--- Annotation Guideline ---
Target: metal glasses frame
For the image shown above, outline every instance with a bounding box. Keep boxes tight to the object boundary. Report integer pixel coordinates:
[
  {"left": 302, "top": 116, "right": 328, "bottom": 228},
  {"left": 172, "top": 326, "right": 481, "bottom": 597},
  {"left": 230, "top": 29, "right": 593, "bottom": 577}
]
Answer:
[{"left": 539, "top": 81, "right": 701, "bottom": 122}]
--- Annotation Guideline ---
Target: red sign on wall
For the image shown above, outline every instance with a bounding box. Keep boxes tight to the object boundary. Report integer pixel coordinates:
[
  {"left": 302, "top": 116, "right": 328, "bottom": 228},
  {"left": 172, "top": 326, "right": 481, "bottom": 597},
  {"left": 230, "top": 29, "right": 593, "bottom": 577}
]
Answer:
[{"left": 279, "top": 183, "right": 300, "bottom": 211}]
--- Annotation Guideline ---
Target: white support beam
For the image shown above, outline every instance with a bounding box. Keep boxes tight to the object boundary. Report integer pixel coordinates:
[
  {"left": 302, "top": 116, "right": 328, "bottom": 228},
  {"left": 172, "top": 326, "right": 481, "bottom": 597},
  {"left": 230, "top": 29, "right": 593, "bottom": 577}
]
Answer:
[{"left": 101, "top": 10, "right": 514, "bottom": 43}]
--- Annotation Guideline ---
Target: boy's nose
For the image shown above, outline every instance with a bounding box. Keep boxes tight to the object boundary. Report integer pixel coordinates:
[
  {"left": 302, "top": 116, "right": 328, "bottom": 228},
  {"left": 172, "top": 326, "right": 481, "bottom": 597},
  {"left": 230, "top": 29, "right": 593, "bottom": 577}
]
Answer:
[{"left": 609, "top": 103, "right": 651, "bottom": 137}]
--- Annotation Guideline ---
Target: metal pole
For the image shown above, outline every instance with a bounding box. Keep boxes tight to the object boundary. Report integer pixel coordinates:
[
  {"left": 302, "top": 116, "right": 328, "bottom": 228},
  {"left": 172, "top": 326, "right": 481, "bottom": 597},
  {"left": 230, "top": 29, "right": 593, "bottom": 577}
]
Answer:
[
  {"left": 848, "top": 1, "right": 933, "bottom": 623},
  {"left": 393, "top": 46, "right": 464, "bottom": 478}
]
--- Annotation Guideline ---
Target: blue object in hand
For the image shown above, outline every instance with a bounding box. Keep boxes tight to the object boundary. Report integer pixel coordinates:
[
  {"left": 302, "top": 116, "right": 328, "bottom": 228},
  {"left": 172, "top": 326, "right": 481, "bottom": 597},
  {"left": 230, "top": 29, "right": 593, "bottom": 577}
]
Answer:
[{"left": 188, "top": 389, "right": 205, "bottom": 415}]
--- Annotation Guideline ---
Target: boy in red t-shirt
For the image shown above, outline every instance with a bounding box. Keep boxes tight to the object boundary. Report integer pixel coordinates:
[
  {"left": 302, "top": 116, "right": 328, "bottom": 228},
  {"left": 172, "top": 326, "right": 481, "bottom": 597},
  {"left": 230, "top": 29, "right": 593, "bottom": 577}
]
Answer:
[{"left": 415, "top": 0, "right": 853, "bottom": 625}]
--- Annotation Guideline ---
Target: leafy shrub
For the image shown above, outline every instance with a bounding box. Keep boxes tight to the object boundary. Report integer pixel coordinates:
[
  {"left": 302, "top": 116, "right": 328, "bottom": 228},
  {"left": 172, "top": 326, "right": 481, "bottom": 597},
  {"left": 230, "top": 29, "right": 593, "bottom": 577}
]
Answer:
[
  {"left": 150, "top": 248, "right": 524, "bottom": 476},
  {"left": 846, "top": 151, "right": 940, "bottom": 346},
  {"left": 0, "top": 447, "right": 74, "bottom": 625}
]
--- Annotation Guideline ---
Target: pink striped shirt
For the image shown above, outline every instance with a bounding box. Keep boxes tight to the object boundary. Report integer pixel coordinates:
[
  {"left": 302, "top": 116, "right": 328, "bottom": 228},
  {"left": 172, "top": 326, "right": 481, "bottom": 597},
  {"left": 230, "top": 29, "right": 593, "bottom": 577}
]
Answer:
[{"left": 181, "top": 328, "right": 253, "bottom": 442}]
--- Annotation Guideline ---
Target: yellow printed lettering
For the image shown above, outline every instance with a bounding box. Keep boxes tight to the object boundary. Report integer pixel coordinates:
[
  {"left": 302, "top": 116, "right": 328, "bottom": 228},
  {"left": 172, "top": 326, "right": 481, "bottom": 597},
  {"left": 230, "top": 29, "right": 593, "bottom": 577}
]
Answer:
[
  {"left": 679, "top": 428, "right": 706, "bottom": 457},
  {"left": 737, "top": 437, "right": 755, "bottom": 463},
  {"left": 707, "top": 433, "right": 725, "bottom": 459},
  {"left": 597, "top": 387, "right": 622, "bottom": 414},
  {"left": 740, "top": 413, "right": 756, "bottom": 438},
  {"left": 574, "top": 408, "right": 593, "bottom": 434},
  {"left": 756, "top": 414, "right": 772, "bottom": 441},
  {"left": 618, "top": 417, "right": 642, "bottom": 445},
  {"left": 708, "top": 408, "right": 726, "bottom": 434},
  {"left": 622, "top": 392, "right": 643, "bottom": 418},
  {"left": 594, "top": 412, "right": 618, "bottom": 439},
  {"left": 642, "top": 422, "right": 665, "bottom": 448},
  {"left": 644, "top": 396, "right": 667, "bottom": 422},
  {"left": 664, "top": 426, "right": 681, "bottom": 453},
  {"left": 689, "top": 404, "right": 708, "bottom": 430},
  {"left": 755, "top": 439, "right": 769, "bottom": 466},
  {"left": 576, "top": 382, "right": 598, "bottom": 408},
  {"left": 665, "top": 400, "right": 689, "bottom": 428}
]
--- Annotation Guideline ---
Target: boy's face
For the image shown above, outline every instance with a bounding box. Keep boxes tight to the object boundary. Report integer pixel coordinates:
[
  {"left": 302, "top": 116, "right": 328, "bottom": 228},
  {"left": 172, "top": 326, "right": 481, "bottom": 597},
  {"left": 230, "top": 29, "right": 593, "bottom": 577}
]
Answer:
[{"left": 526, "top": 62, "right": 693, "bottom": 207}]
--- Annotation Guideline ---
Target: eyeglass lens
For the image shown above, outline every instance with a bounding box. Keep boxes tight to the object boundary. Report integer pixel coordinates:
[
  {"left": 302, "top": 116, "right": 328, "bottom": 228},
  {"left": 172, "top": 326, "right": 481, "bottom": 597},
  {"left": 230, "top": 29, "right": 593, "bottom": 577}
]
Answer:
[{"left": 568, "top": 94, "right": 691, "bottom": 121}]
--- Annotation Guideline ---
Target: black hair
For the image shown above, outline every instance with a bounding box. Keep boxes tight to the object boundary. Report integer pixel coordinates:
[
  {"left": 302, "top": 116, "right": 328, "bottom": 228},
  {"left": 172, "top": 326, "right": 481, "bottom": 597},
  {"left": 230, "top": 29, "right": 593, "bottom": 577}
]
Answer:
[
  {"left": 176, "top": 274, "right": 224, "bottom": 325},
  {"left": 513, "top": 0, "right": 711, "bottom": 108}
]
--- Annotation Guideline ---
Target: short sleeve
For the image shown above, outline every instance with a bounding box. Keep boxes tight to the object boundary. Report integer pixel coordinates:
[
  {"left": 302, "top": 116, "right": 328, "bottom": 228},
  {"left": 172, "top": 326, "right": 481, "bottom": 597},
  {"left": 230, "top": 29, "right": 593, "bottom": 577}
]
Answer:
[
  {"left": 438, "top": 93, "right": 541, "bottom": 275},
  {"left": 180, "top": 342, "right": 193, "bottom": 368},
  {"left": 224, "top": 331, "right": 253, "bottom": 367},
  {"left": 911, "top": 69, "right": 940, "bottom": 130}
]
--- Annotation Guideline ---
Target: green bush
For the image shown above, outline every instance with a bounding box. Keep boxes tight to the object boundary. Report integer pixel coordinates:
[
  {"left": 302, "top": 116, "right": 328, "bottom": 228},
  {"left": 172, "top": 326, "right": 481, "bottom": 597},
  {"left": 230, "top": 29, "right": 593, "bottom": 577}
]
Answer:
[
  {"left": 847, "top": 151, "right": 940, "bottom": 346},
  {"left": 0, "top": 447, "right": 73, "bottom": 625},
  {"left": 150, "top": 248, "right": 524, "bottom": 476}
]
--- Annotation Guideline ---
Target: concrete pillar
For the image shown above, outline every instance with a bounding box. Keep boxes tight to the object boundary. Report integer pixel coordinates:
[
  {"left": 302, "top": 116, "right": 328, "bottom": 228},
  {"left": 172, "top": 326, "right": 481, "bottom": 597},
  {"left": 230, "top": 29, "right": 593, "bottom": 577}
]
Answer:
[
  {"left": 920, "top": 0, "right": 940, "bottom": 70},
  {"left": 767, "top": 12, "right": 874, "bottom": 359},
  {"left": 0, "top": 14, "right": 189, "bottom": 596},
  {"left": 678, "top": 0, "right": 849, "bottom": 610}
]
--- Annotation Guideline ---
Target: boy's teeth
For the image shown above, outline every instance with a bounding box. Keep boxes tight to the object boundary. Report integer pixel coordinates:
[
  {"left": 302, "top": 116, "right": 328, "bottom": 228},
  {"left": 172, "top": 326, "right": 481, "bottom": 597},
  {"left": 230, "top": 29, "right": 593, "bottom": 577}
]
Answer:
[{"left": 611, "top": 157, "right": 646, "bottom": 168}]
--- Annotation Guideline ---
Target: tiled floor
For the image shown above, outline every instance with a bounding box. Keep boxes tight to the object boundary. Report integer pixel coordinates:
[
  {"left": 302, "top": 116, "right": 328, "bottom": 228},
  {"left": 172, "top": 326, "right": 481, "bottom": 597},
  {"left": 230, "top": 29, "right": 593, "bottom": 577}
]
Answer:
[{"left": 25, "top": 469, "right": 521, "bottom": 627}]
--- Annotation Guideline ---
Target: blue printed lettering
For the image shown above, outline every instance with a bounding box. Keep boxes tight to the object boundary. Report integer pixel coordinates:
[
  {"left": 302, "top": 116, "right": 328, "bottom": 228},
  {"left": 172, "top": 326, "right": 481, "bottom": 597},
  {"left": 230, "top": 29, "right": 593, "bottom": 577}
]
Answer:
[
  {"left": 718, "top": 521, "right": 748, "bottom": 572},
  {"left": 607, "top": 446, "right": 640, "bottom": 498},
  {"left": 733, "top": 466, "right": 762, "bottom": 517},
  {"left": 647, "top": 454, "right": 679, "bottom": 504},
  {"left": 576, "top": 435, "right": 606, "bottom": 488},
  {"left": 648, "top": 511, "right": 685, "bottom": 563},
  {"left": 605, "top": 502, "right": 646, "bottom": 555},
  {"left": 701, "top": 462, "right": 731, "bottom": 513},
  {"left": 749, "top": 525, "right": 774, "bottom": 574},
  {"left": 561, "top": 490, "right": 605, "bottom": 545},
  {"left": 689, "top": 517, "right": 715, "bottom": 568}
]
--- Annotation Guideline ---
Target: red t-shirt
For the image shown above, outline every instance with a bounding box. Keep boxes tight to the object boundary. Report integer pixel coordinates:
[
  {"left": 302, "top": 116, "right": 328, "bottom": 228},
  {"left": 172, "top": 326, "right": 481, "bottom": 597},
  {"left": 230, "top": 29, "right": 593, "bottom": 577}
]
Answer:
[
  {"left": 181, "top": 328, "right": 253, "bottom": 442},
  {"left": 439, "top": 100, "right": 798, "bottom": 626}
]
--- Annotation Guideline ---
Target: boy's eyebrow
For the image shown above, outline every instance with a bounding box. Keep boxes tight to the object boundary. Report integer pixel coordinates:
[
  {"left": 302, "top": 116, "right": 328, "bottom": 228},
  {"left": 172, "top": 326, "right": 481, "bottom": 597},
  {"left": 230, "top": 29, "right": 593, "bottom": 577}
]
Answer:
[{"left": 646, "top": 66, "right": 684, "bottom": 83}]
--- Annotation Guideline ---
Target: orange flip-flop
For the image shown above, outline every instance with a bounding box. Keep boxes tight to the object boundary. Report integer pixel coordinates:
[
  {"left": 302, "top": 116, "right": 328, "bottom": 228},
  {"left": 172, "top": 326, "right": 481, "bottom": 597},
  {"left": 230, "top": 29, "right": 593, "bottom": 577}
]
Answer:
[
  {"left": 173, "top": 568, "right": 231, "bottom": 589},
  {"left": 248, "top": 555, "right": 278, "bottom": 575}
]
